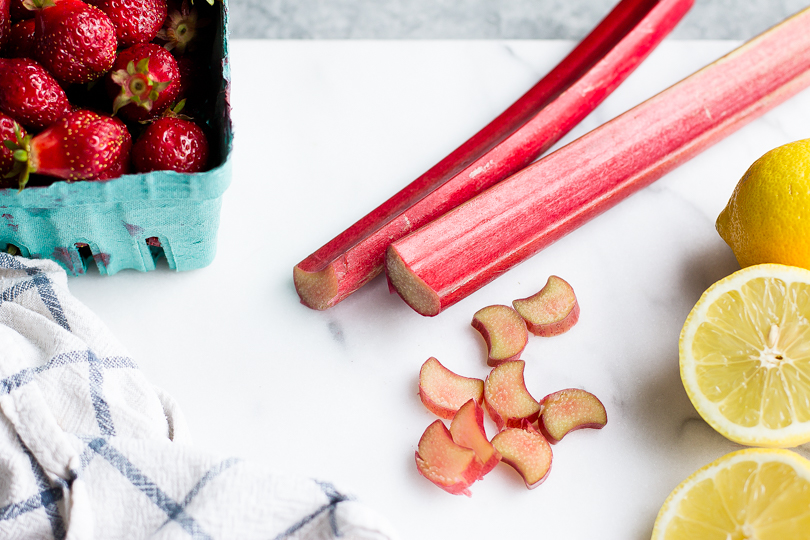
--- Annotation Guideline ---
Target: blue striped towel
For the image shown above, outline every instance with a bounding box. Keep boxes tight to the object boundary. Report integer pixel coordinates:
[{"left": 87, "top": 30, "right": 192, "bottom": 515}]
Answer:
[{"left": 0, "top": 254, "right": 398, "bottom": 540}]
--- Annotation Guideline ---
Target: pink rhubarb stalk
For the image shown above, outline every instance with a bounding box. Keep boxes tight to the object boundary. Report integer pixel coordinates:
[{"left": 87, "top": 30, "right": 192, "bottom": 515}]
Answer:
[
  {"left": 385, "top": 6, "right": 810, "bottom": 316},
  {"left": 293, "top": 0, "right": 694, "bottom": 310}
]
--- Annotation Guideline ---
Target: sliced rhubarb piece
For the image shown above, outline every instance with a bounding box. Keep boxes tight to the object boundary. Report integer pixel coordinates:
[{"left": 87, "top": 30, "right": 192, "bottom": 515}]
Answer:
[
  {"left": 449, "top": 399, "right": 501, "bottom": 477},
  {"left": 415, "top": 419, "right": 484, "bottom": 496},
  {"left": 539, "top": 388, "right": 608, "bottom": 444},
  {"left": 386, "top": 6, "right": 810, "bottom": 316},
  {"left": 491, "top": 419, "right": 553, "bottom": 489},
  {"left": 294, "top": 0, "right": 694, "bottom": 310},
  {"left": 483, "top": 360, "right": 541, "bottom": 431},
  {"left": 513, "top": 276, "right": 580, "bottom": 337},
  {"left": 418, "top": 357, "right": 484, "bottom": 420},
  {"left": 471, "top": 304, "right": 528, "bottom": 366}
]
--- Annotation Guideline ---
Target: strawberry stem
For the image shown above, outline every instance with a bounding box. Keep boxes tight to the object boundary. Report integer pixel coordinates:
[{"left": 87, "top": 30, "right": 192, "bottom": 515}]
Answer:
[
  {"left": 111, "top": 59, "right": 172, "bottom": 114},
  {"left": 3, "top": 124, "right": 34, "bottom": 191},
  {"left": 22, "top": 0, "right": 55, "bottom": 11}
]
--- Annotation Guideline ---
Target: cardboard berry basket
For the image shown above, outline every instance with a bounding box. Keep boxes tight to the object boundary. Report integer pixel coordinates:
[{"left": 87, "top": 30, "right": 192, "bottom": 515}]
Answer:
[{"left": 0, "top": 0, "right": 233, "bottom": 276}]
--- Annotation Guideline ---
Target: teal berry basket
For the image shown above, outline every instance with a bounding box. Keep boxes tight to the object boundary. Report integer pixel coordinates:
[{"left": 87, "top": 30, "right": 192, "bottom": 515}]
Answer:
[{"left": 0, "top": 0, "right": 233, "bottom": 276}]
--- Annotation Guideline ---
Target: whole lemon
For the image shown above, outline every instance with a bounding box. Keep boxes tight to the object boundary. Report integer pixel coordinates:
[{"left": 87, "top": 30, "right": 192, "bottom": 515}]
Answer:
[{"left": 717, "top": 139, "right": 810, "bottom": 269}]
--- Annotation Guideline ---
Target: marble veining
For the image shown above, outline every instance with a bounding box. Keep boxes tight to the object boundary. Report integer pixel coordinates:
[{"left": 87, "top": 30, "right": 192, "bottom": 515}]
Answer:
[
  {"left": 229, "top": 0, "right": 810, "bottom": 40},
  {"left": 67, "top": 40, "right": 810, "bottom": 540}
]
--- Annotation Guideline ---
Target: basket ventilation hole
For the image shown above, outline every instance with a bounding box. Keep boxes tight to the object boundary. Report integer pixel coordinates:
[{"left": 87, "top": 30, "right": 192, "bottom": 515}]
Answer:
[
  {"left": 146, "top": 237, "right": 166, "bottom": 264},
  {"left": 75, "top": 243, "right": 100, "bottom": 274}
]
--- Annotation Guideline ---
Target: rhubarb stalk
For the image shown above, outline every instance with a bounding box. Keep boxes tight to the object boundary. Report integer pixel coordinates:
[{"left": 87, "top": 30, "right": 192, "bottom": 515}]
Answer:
[
  {"left": 294, "top": 0, "right": 694, "bottom": 310},
  {"left": 386, "top": 6, "right": 810, "bottom": 316}
]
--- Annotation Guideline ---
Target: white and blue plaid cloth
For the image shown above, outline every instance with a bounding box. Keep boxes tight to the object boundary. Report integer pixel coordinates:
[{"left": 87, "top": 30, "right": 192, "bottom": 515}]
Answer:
[{"left": 0, "top": 254, "right": 397, "bottom": 540}]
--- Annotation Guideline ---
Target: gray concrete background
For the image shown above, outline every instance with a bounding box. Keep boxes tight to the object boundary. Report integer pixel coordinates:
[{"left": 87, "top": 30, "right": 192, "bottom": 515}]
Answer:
[{"left": 228, "top": 0, "right": 809, "bottom": 40}]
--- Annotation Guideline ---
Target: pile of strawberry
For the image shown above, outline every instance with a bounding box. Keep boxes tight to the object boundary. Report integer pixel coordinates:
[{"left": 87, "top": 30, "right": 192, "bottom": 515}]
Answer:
[{"left": 0, "top": 0, "right": 220, "bottom": 190}]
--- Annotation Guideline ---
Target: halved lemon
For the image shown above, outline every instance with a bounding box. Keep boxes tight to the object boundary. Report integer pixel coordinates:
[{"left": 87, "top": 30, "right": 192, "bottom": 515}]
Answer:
[
  {"left": 680, "top": 264, "right": 810, "bottom": 447},
  {"left": 651, "top": 448, "right": 810, "bottom": 540}
]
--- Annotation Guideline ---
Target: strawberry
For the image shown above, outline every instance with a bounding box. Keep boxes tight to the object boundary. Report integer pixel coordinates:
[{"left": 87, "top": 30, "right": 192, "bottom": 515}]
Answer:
[
  {"left": 1, "top": 0, "right": 9, "bottom": 51},
  {"left": 172, "top": 54, "right": 208, "bottom": 110},
  {"left": 6, "top": 18, "right": 36, "bottom": 57},
  {"left": 9, "top": 0, "right": 32, "bottom": 21},
  {"left": 87, "top": 0, "right": 167, "bottom": 46},
  {"left": 0, "top": 58, "right": 71, "bottom": 129},
  {"left": 156, "top": 0, "right": 209, "bottom": 54},
  {"left": 5, "top": 109, "right": 131, "bottom": 189},
  {"left": 107, "top": 42, "right": 180, "bottom": 122},
  {"left": 30, "top": 0, "right": 117, "bottom": 85},
  {"left": 0, "top": 113, "right": 26, "bottom": 181},
  {"left": 132, "top": 113, "right": 208, "bottom": 173}
]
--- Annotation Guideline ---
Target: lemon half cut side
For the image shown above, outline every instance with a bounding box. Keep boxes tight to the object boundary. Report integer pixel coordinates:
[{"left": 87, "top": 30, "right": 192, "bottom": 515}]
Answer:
[
  {"left": 651, "top": 448, "right": 810, "bottom": 540},
  {"left": 679, "top": 264, "right": 810, "bottom": 448}
]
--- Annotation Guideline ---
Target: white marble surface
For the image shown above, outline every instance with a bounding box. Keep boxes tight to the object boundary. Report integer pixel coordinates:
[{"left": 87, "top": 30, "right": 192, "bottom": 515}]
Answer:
[
  {"left": 229, "top": 0, "right": 810, "bottom": 40},
  {"left": 67, "top": 40, "right": 810, "bottom": 539}
]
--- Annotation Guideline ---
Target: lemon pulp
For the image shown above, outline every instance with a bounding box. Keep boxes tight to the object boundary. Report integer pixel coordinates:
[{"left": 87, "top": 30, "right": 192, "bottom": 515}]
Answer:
[
  {"left": 680, "top": 264, "right": 810, "bottom": 447},
  {"left": 652, "top": 448, "right": 810, "bottom": 540}
]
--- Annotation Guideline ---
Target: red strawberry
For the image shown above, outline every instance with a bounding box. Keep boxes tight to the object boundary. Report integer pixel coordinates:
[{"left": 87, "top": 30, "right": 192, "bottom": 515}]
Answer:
[
  {"left": 0, "top": 58, "right": 71, "bottom": 129},
  {"left": 10, "top": 0, "right": 32, "bottom": 21},
  {"left": 0, "top": 0, "right": 9, "bottom": 51},
  {"left": 30, "top": 0, "right": 117, "bottom": 85},
  {"left": 5, "top": 109, "right": 131, "bottom": 189},
  {"left": 87, "top": 0, "right": 166, "bottom": 46},
  {"left": 132, "top": 114, "right": 208, "bottom": 173},
  {"left": 155, "top": 0, "right": 209, "bottom": 55},
  {"left": 172, "top": 54, "right": 207, "bottom": 108},
  {"left": 0, "top": 112, "right": 26, "bottom": 181},
  {"left": 107, "top": 43, "right": 180, "bottom": 122},
  {"left": 6, "top": 18, "right": 36, "bottom": 57}
]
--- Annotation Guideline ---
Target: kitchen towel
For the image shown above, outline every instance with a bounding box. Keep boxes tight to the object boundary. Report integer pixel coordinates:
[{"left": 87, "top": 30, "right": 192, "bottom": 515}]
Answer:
[{"left": 0, "top": 253, "right": 398, "bottom": 540}]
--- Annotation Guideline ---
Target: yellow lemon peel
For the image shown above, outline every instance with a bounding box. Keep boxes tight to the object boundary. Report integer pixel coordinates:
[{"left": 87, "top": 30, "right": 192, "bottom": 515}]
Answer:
[{"left": 717, "top": 139, "right": 810, "bottom": 269}]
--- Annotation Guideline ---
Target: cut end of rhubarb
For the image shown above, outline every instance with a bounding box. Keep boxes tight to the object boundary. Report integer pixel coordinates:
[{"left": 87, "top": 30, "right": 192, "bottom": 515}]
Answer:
[
  {"left": 450, "top": 399, "right": 501, "bottom": 477},
  {"left": 491, "top": 420, "right": 553, "bottom": 489},
  {"left": 293, "top": 264, "right": 340, "bottom": 310},
  {"left": 513, "top": 276, "right": 580, "bottom": 336},
  {"left": 471, "top": 305, "right": 529, "bottom": 366},
  {"left": 418, "top": 357, "right": 485, "bottom": 420},
  {"left": 415, "top": 420, "right": 484, "bottom": 496},
  {"left": 483, "top": 360, "right": 541, "bottom": 431},
  {"left": 386, "top": 246, "right": 441, "bottom": 317},
  {"left": 539, "top": 388, "right": 607, "bottom": 443}
]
